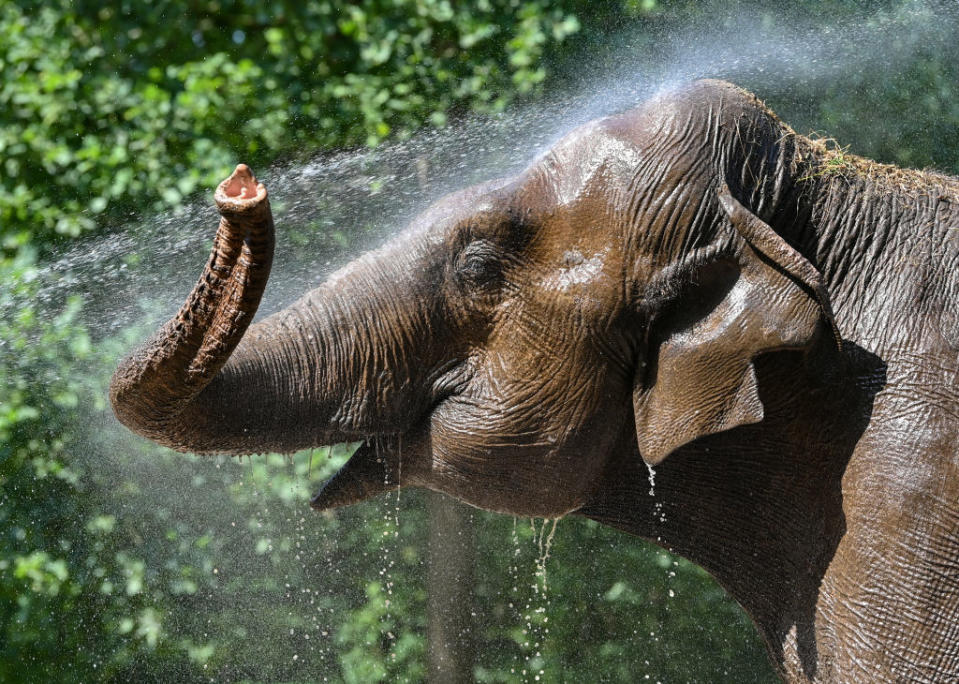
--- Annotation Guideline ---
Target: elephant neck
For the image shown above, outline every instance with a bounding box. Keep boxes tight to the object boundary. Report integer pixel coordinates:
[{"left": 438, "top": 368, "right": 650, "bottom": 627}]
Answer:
[
  {"left": 579, "top": 344, "right": 880, "bottom": 682},
  {"left": 789, "top": 153, "right": 959, "bottom": 351}
]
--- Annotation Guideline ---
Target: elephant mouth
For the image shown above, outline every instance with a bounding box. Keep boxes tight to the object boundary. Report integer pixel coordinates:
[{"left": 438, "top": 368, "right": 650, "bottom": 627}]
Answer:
[
  {"left": 309, "top": 431, "right": 422, "bottom": 511},
  {"left": 308, "top": 364, "right": 473, "bottom": 511}
]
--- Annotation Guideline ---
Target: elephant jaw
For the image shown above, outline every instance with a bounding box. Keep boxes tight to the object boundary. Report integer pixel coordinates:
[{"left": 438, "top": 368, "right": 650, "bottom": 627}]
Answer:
[{"left": 309, "top": 365, "right": 475, "bottom": 510}]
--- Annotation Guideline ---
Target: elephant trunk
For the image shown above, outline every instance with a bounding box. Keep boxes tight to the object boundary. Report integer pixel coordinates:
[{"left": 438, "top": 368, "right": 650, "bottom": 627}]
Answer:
[
  {"left": 111, "top": 163, "right": 446, "bottom": 461},
  {"left": 109, "top": 164, "right": 274, "bottom": 448}
]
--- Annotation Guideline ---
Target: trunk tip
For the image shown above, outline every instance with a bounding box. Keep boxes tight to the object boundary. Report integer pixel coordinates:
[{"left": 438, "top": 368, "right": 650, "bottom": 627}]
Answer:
[
  {"left": 215, "top": 163, "right": 268, "bottom": 213},
  {"left": 220, "top": 164, "right": 260, "bottom": 199}
]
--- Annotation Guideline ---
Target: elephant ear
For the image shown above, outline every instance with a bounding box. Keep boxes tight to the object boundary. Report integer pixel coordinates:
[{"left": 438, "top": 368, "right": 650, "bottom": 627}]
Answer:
[{"left": 633, "top": 185, "right": 841, "bottom": 466}]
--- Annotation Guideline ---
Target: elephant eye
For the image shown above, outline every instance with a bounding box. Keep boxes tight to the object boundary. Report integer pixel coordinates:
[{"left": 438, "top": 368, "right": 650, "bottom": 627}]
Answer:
[{"left": 456, "top": 242, "right": 501, "bottom": 287}]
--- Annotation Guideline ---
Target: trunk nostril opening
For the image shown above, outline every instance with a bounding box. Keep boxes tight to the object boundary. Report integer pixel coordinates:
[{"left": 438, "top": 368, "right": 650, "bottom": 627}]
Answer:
[
  {"left": 223, "top": 164, "right": 256, "bottom": 199},
  {"left": 218, "top": 163, "right": 264, "bottom": 203}
]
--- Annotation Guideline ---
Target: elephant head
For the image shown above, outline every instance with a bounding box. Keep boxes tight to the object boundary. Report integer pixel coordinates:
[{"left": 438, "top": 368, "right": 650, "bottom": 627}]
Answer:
[{"left": 111, "top": 80, "right": 838, "bottom": 520}]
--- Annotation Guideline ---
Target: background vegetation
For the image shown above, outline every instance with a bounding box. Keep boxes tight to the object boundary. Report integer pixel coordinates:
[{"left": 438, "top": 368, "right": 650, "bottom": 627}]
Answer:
[{"left": 2, "top": 0, "right": 958, "bottom": 681}]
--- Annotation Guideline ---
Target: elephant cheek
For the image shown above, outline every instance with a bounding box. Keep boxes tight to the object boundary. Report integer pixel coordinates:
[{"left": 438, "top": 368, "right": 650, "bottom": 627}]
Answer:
[{"left": 423, "top": 400, "right": 626, "bottom": 518}]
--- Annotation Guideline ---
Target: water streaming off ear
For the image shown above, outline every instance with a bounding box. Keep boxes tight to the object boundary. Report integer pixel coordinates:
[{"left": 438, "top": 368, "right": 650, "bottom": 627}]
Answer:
[{"left": 9, "top": 2, "right": 959, "bottom": 680}]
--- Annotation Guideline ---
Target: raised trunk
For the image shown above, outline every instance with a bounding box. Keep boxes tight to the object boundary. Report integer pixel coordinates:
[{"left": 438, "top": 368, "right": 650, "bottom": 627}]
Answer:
[
  {"left": 111, "top": 166, "right": 451, "bottom": 458},
  {"left": 110, "top": 164, "right": 274, "bottom": 450}
]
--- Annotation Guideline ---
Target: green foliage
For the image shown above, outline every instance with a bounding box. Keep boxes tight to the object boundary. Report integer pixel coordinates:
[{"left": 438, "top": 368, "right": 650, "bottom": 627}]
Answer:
[
  {"left": 466, "top": 515, "right": 774, "bottom": 683},
  {"left": 809, "top": 51, "right": 959, "bottom": 174},
  {"left": 0, "top": 0, "right": 580, "bottom": 250},
  {"left": 0, "top": 251, "right": 156, "bottom": 680}
]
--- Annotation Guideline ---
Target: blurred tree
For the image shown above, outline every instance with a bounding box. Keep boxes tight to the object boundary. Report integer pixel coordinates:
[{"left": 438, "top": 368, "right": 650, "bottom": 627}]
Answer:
[
  {"left": 0, "top": 0, "right": 580, "bottom": 251},
  {"left": 426, "top": 493, "right": 476, "bottom": 683}
]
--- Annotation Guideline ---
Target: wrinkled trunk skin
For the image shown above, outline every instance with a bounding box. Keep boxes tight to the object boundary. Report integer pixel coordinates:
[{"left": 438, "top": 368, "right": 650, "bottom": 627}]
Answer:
[
  {"left": 110, "top": 165, "right": 443, "bottom": 461},
  {"left": 110, "top": 165, "right": 275, "bottom": 450}
]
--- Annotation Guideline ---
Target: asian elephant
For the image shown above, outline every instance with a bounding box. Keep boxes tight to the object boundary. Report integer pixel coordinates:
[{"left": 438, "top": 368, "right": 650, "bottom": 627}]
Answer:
[{"left": 110, "top": 79, "right": 959, "bottom": 683}]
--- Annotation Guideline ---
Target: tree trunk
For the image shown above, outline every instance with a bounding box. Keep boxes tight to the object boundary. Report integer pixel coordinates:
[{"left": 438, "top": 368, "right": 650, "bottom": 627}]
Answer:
[
  {"left": 426, "top": 491, "right": 476, "bottom": 684},
  {"left": 416, "top": 154, "right": 477, "bottom": 683}
]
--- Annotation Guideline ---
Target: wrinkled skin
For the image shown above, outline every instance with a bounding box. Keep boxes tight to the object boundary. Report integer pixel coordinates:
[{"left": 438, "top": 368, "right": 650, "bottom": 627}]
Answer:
[{"left": 111, "top": 80, "right": 959, "bottom": 682}]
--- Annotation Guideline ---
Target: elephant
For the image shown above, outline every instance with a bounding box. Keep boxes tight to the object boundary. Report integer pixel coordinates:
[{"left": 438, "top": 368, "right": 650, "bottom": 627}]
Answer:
[{"left": 110, "top": 79, "right": 959, "bottom": 683}]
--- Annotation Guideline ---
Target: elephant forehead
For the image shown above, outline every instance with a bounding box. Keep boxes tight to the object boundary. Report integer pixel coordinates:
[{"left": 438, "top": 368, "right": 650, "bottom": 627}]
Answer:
[
  {"left": 536, "top": 121, "right": 643, "bottom": 208},
  {"left": 540, "top": 247, "right": 610, "bottom": 292},
  {"left": 519, "top": 242, "right": 625, "bottom": 325}
]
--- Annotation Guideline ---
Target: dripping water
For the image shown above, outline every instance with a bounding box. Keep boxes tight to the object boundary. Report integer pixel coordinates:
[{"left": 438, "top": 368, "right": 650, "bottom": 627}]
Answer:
[
  {"left": 374, "top": 437, "right": 399, "bottom": 662},
  {"left": 508, "top": 517, "right": 522, "bottom": 679},
  {"left": 518, "top": 517, "right": 559, "bottom": 682},
  {"left": 646, "top": 462, "right": 667, "bottom": 527}
]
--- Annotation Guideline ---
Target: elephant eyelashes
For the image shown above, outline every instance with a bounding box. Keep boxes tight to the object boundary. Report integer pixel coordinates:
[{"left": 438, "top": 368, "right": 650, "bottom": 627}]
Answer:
[{"left": 456, "top": 242, "right": 502, "bottom": 287}]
